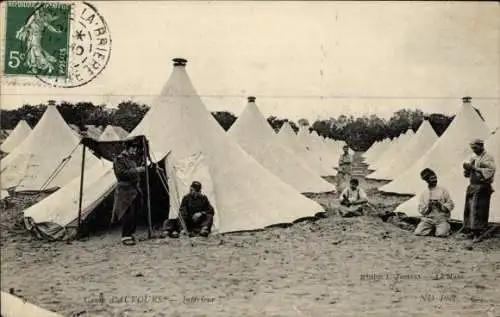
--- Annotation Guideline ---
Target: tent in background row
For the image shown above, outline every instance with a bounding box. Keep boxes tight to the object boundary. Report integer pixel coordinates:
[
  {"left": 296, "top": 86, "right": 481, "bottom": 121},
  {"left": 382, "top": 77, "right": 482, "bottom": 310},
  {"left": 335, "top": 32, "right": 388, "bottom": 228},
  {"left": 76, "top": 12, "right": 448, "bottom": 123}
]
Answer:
[
  {"left": 297, "top": 127, "right": 335, "bottom": 176},
  {"left": 368, "top": 129, "right": 415, "bottom": 172},
  {"left": 99, "top": 125, "right": 129, "bottom": 141},
  {"left": 228, "top": 96, "right": 335, "bottom": 193},
  {"left": 364, "top": 138, "right": 392, "bottom": 167},
  {"left": 1, "top": 106, "right": 100, "bottom": 192},
  {"left": 277, "top": 122, "right": 328, "bottom": 176},
  {"left": 366, "top": 120, "right": 438, "bottom": 180},
  {"left": 0, "top": 120, "right": 31, "bottom": 153},
  {"left": 380, "top": 97, "right": 491, "bottom": 195}
]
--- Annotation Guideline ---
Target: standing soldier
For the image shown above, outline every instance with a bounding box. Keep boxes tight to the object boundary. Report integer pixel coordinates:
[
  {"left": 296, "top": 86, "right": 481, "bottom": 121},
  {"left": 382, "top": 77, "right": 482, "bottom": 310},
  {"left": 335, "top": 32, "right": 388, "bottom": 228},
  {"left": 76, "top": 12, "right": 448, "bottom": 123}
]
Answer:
[
  {"left": 462, "top": 139, "right": 496, "bottom": 240},
  {"left": 337, "top": 145, "right": 353, "bottom": 193},
  {"left": 111, "top": 142, "right": 146, "bottom": 245}
]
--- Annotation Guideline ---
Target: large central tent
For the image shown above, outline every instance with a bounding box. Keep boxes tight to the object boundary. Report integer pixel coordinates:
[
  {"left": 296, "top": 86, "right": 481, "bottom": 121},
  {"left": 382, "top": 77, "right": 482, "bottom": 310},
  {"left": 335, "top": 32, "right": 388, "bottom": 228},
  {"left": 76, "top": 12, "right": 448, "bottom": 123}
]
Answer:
[
  {"left": 379, "top": 98, "right": 491, "bottom": 195},
  {"left": 0, "top": 120, "right": 31, "bottom": 153},
  {"left": 1, "top": 106, "right": 100, "bottom": 192},
  {"left": 228, "top": 96, "right": 335, "bottom": 193},
  {"left": 24, "top": 58, "right": 325, "bottom": 239}
]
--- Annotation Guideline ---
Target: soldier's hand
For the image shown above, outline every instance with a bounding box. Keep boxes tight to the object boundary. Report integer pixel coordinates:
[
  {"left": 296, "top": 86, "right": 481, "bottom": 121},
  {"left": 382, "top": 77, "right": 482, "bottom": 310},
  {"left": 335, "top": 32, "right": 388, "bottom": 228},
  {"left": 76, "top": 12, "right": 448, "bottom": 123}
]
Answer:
[
  {"left": 192, "top": 212, "right": 202, "bottom": 221},
  {"left": 136, "top": 166, "right": 146, "bottom": 173},
  {"left": 463, "top": 162, "right": 472, "bottom": 170}
]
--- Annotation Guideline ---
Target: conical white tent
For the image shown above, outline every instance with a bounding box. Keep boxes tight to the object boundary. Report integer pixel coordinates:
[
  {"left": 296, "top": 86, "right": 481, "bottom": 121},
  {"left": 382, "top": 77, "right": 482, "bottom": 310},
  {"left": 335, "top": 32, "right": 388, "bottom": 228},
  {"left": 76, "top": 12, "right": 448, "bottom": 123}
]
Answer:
[
  {"left": 395, "top": 131, "right": 499, "bottom": 222},
  {"left": 365, "top": 139, "right": 391, "bottom": 166},
  {"left": 0, "top": 120, "right": 31, "bottom": 153},
  {"left": 24, "top": 58, "right": 324, "bottom": 239},
  {"left": 24, "top": 159, "right": 115, "bottom": 239},
  {"left": 297, "top": 127, "right": 334, "bottom": 176},
  {"left": 311, "top": 131, "right": 338, "bottom": 162},
  {"left": 84, "top": 125, "right": 102, "bottom": 139},
  {"left": 380, "top": 99, "right": 491, "bottom": 194},
  {"left": 327, "top": 139, "right": 346, "bottom": 161},
  {"left": 368, "top": 129, "right": 415, "bottom": 171},
  {"left": 1, "top": 106, "right": 100, "bottom": 192},
  {"left": 367, "top": 121, "right": 438, "bottom": 180},
  {"left": 228, "top": 97, "right": 335, "bottom": 193},
  {"left": 99, "top": 125, "right": 127, "bottom": 141},
  {"left": 113, "top": 126, "right": 129, "bottom": 139},
  {"left": 277, "top": 122, "right": 327, "bottom": 176},
  {"left": 362, "top": 141, "right": 380, "bottom": 162}
]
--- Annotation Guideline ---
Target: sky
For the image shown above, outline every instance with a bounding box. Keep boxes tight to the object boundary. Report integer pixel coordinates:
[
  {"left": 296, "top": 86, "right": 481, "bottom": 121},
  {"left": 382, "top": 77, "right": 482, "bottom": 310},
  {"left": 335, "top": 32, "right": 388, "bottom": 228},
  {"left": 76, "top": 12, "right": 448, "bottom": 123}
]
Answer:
[{"left": 1, "top": 1, "right": 499, "bottom": 129}]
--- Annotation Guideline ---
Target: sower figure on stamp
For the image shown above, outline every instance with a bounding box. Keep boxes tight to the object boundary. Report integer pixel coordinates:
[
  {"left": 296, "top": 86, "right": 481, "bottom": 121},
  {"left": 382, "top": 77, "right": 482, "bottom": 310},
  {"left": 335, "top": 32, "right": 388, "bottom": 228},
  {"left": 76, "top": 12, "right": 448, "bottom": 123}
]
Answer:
[
  {"left": 337, "top": 145, "right": 352, "bottom": 193},
  {"left": 166, "top": 181, "right": 214, "bottom": 238},
  {"left": 339, "top": 178, "right": 368, "bottom": 217},
  {"left": 111, "top": 142, "right": 146, "bottom": 245},
  {"left": 460, "top": 139, "right": 496, "bottom": 240},
  {"left": 15, "top": 9, "right": 62, "bottom": 74},
  {"left": 414, "top": 168, "right": 454, "bottom": 237}
]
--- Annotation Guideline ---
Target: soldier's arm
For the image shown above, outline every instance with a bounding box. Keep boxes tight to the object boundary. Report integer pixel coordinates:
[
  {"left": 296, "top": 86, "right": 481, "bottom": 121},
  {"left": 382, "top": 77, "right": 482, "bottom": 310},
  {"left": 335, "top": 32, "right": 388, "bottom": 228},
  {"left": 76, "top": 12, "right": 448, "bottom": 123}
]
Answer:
[
  {"left": 418, "top": 191, "right": 430, "bottom": 216},
  {"left": 474, "top": 155, "right": 496, "bottom": 182},
  {"left": 440, "top": 188, "right": 454, "bottom": 213},
  {"left": 113, "top": 157, "right": 137, "bottom": 181},
  {"left": 355, "top": 188, "right": 368, "bottom": 204},
  {"left": 179, "top": 195, "right": 189, "bottom": 218},
  {"left": 203, "top": 196, "right": 215, "bottom": 215}
]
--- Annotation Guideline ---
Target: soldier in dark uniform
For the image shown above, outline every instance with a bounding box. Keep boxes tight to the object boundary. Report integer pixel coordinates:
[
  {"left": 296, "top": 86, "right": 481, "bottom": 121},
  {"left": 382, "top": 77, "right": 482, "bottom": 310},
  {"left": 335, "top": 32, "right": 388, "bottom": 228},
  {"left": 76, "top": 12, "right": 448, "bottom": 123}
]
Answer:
[
  {"left": 111, "top": 143, "right": 145, "bottom": 245},
  {"left": 166, "top": 181, "right": 214, "bottom": 238}
]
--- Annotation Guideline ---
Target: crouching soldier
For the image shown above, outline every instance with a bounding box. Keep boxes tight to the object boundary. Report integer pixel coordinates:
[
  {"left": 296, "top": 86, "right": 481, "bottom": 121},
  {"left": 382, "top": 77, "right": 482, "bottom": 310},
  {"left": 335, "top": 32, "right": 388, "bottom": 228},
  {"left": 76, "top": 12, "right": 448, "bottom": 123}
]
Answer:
[
  {"left": 339, "top": 178, "right": 368, "bottom": 217},
  {"left": 414, "top": 168, "right": 454, "bottom": 237},
  {"left": 167, "top": 181, "right": 214, "bottom": 238}
]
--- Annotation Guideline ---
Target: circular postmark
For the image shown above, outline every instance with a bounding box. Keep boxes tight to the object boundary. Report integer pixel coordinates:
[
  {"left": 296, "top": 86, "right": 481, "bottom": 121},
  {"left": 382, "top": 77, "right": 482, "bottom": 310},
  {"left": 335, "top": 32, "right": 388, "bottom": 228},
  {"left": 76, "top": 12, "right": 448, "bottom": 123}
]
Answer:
[{"left": 37, "top": 2, "right": 111, "bottom": 88}]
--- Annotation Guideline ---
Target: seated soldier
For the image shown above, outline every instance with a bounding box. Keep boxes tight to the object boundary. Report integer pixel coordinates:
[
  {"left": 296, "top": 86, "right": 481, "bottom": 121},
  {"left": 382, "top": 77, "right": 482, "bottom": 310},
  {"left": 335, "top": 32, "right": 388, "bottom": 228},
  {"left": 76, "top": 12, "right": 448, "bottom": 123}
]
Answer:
[
  {"left": 339, "top": 178, "right": 368, "bottom": 217},
  {"left": 167, "top": 181, "right": 214, "bottom": 238},
  {"left": 414, "top": 168, "right": 454, "bottom": 237}
]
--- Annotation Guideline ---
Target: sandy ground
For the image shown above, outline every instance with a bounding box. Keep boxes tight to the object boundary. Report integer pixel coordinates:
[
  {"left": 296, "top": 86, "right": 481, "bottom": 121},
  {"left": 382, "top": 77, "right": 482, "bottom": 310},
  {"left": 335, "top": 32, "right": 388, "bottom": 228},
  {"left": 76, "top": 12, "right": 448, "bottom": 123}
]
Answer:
[{"left": 1, "top": 170, "right": 500, "bottom": 316}]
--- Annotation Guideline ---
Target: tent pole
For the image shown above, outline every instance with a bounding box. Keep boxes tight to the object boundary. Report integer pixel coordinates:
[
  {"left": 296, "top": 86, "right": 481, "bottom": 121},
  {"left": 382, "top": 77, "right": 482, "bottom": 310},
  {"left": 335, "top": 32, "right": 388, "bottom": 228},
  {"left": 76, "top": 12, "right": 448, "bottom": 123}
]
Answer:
[
  {"left": 143, "top": 137, "right": 153, "bottom": 239},
  {"left": 77, "top": 144, "right": 86, "bottom": 235}
]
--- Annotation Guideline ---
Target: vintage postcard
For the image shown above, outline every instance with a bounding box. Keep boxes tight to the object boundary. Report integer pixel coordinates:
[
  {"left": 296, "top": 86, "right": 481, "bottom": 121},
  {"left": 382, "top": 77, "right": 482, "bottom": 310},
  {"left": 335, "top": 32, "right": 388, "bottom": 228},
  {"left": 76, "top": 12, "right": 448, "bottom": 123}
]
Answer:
[{"left": 0, "top": 1, "right": 499, "bottom": 316}]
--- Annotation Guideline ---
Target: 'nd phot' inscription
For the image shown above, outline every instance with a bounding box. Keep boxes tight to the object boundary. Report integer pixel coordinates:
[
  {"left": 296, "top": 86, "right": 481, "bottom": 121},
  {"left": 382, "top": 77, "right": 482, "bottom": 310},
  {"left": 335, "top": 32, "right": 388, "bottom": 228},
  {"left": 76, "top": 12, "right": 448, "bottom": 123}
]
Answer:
[{"left": 360, "top": 271, "right": 464, "bottom": 281}]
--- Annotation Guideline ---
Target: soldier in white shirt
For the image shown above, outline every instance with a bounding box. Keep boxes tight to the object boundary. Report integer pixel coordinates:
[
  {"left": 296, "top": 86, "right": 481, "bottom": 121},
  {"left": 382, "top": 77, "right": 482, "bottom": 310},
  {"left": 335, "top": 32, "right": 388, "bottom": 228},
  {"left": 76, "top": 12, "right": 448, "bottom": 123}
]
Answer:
[
  {"left": 414, "top": 168, "right": 455, "bottom": 237},
  {"left": 339, "top": 178, "right": 368, "bottom": 217}
]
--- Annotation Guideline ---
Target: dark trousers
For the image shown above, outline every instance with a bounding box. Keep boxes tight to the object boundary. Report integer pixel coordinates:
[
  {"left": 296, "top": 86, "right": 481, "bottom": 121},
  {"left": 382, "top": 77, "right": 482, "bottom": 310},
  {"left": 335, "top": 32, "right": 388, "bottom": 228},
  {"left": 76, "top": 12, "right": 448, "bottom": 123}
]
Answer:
[
  {"left": 464, "top": 184, "right": 493, "bottom": 232},
  {"left": 122, "top": 198, "right": 140, "bottom": 237},
  {"left": 165, "top": 212, "right": 213, "bottom": 233}
]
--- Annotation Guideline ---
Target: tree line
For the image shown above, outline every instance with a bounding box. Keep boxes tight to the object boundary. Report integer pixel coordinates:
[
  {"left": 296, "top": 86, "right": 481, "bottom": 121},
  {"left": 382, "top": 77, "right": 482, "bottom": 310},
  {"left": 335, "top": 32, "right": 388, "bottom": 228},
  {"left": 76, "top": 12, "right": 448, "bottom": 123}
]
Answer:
[{"left": 0, "top": 100, "right": 457, "bottom": 151}]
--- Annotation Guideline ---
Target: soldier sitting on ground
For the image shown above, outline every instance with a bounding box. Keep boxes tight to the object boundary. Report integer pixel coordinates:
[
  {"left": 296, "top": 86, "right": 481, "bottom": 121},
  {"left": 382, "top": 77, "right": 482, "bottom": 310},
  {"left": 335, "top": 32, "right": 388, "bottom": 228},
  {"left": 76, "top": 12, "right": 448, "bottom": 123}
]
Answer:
[
  {"left": 339, "top": 178, "right": 368, "bottom": 217},
  {"left": 166, "top": 181, "right": 214, "bottom": 238}
]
